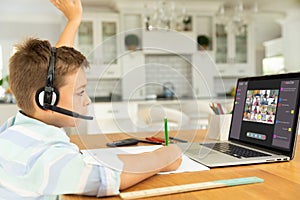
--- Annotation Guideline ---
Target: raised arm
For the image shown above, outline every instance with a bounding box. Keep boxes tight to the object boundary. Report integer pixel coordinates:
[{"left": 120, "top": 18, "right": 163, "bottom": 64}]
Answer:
[{"left": 50, "top": 0, "right": 82, "bottom": 47}]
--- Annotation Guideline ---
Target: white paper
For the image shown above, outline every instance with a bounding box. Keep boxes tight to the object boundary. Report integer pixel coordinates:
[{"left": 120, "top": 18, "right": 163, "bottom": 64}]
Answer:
[{"left": 81, "top": 145, "right": 209, "bottom": 174}]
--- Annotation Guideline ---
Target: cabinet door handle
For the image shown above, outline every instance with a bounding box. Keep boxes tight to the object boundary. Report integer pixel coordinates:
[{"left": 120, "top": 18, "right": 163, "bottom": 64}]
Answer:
[
  {"left": 108, "top": 110, "right": 119, "bottom": 114},
  {"left": 106, "top": 71, "right": 115, "bottom": 75}
]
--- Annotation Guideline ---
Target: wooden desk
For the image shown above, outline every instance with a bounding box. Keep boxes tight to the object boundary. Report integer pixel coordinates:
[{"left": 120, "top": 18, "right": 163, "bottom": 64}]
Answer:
[{"left": 63, "top": 130, "right": 300, "bottom": 200}]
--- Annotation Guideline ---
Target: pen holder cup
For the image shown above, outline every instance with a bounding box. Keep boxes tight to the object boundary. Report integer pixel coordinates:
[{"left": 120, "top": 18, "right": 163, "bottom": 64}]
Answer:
[{"left": 207, "top": 114, "right": 232, "bottom": 141}]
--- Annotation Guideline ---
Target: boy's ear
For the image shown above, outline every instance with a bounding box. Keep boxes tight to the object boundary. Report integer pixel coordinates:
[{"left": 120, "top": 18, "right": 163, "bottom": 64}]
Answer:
[{"left": 35, "top": 87, "right": 59, "bottom": 110}]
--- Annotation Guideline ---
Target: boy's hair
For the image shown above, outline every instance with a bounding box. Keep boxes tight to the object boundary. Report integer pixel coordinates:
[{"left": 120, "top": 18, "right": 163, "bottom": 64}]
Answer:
[{"left": 9, "top": 38, "right": 89, "bottom": 114}]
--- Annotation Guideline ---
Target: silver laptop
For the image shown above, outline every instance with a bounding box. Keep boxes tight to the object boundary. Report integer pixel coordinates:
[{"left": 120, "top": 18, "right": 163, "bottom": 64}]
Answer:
[{"left": 182, "top": 72, "right": 300, "bottom": 167}]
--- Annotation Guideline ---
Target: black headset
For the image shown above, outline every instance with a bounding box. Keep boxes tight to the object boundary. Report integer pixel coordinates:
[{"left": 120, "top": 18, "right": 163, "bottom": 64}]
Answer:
[{"left": 35, "top": 47, "right": 93, "bottom": 120}]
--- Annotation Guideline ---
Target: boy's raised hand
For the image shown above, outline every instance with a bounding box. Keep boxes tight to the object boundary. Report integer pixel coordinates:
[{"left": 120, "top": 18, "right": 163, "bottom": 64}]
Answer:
[{"left": 50, "top": 0, "right": 82, "bottom": 23}]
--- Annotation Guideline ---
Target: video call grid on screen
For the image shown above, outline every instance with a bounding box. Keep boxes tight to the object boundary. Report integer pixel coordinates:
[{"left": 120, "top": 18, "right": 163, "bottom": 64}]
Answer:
[{"left": 243, "top": 89, "right": 279, "bottom": 125}]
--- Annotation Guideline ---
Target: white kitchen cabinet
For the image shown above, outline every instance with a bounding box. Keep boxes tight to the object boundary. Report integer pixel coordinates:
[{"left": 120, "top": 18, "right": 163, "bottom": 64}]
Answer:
[
  {"left": 192, "top": 51, "right": 219, "bottom": 97},
  {"left": 76, "top": 13, "right": 120, "bottom": 79},
  {"left": 281, "top": 11, "right": 300, "bottom": 72},
  {"left": 87, "top": 102, "right": 138, "bottom": 134},
  {"left": 142, "top": 30, "right": 197, "bottom": 54},
  {"left": 214, "top": 23, "right": 255, "bottom": 77},
  {"left": 121, "top": 51, "right": 146, "bottom": 100},
  {"left": 101, "top": 65, "right": 121, "bottom": 79},
  {"left": 263, "top": 37, "right": 283, "bottom": 58}
]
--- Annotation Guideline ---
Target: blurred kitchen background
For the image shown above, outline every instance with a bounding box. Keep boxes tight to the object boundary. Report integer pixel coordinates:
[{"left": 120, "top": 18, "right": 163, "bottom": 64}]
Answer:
[{"left": 1, "top": 0, "right": 300, "bottom": 134}]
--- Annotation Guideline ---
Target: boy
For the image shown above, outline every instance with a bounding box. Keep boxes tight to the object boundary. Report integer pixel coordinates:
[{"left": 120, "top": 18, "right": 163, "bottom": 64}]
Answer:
[{"left": 0, "top": 0, "right": 182, "bottom": 199}]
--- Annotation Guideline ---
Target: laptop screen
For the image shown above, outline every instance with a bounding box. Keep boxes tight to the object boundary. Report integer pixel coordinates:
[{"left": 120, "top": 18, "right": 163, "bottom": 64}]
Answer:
[{"left": 229, "top": 73, "right": 300, "bottom": 156}]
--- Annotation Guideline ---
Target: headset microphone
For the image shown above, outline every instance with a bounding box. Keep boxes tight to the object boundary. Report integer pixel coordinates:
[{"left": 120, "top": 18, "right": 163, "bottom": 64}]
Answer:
[{"left": 43, "top": 104, "right": 93, "bottom": 120}]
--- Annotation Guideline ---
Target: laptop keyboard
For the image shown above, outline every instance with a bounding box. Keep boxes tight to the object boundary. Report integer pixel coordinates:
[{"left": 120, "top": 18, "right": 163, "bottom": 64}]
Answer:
[{"left": 201, "top": 143, "right": 271, "bottom": 158}]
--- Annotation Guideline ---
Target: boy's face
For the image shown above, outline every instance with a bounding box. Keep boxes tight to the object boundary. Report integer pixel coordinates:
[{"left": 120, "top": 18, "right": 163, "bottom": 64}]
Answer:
[{"left": 51, "top": 67, "right": 91, "bottom": 127}]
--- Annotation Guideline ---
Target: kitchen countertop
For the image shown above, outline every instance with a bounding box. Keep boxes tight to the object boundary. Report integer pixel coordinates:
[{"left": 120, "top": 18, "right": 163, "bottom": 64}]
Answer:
[
  {"left": 92, "top": 96, "right": 234, "bottom": 103},
  {"left": 0, "top": 102, "right": 16, "bottom": 104}
]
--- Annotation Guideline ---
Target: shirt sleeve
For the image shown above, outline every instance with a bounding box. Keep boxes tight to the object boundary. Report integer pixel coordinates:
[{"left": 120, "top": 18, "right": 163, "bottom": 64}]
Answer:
[
  {"left": 0, "top": 114, "right": 121, "bottom": 198},
  {"left": 38, "top": 145, "right": 121, "bottom": 197},
  {"left": 0, "top": 141, "right": 121, "bottom": 198}
]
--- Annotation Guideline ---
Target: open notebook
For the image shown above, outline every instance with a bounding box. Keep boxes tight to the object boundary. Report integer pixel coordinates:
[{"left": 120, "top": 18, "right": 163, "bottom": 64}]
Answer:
[{"left": 81, "top": 145, "right": 209, "bottom": 173}]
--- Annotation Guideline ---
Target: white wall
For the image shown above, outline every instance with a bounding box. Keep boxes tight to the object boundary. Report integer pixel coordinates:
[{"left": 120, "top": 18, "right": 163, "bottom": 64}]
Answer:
[
  {"left": 254, "top": 17, "right": 282, "bottom": 75},
  {"left": 0, "top": 0, "right": 63, "bottom": 76},
  {"left": 0, "top": 104, "right": 19, "bottom": 125},
  {"left": 282, "top": 11, "right": 300, "bottom": 72},
  {"left": 0, "top": 21, "right": 62, "bottom": 76}
]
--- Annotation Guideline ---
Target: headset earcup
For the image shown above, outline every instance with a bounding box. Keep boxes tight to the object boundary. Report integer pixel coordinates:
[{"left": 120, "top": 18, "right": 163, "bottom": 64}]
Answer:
[{"left": 35, "top": 87, "right": 59, "bottom": 109}]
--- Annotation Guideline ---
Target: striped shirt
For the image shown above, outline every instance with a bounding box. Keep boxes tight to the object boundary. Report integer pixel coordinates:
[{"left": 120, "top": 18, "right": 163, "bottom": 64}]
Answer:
[{"left": 0, "top": 112, "right": 120, "bottom": 200}]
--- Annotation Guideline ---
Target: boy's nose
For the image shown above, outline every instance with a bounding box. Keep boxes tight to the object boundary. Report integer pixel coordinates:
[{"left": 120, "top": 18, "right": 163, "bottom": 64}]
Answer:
[{"left": 85, "top": 95, "right": 92, "bottom": 106}]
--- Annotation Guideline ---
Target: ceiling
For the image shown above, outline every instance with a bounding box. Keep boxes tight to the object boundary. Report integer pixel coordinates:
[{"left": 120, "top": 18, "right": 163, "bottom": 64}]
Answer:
[{"left": 0, "top": 0, "right": 299, "bottom": 17}]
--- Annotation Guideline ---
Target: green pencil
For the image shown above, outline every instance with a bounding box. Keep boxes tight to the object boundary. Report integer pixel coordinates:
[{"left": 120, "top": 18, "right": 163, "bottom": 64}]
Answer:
[{"left": 164, "top": 118, "right": 169, "bottom": 146}]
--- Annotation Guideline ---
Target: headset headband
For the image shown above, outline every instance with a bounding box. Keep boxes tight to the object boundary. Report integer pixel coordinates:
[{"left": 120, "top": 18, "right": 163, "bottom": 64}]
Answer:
[{"left": 43, "top": 47, "right": 56, "bottom": 106}]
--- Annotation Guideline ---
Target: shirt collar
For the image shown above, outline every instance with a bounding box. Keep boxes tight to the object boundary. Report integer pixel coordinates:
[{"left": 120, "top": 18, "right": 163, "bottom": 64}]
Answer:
[
  {"left": 13, "top": 111, "right": 69, "bottom": 140},
  {"left": 14, "top": 111, "right": 47, "bottom": 126}
]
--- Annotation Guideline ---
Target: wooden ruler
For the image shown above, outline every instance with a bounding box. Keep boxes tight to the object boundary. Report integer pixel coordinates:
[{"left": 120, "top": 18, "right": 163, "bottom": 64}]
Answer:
[{"left": 120, "top": 176, "right": 263, "bottom": 199}]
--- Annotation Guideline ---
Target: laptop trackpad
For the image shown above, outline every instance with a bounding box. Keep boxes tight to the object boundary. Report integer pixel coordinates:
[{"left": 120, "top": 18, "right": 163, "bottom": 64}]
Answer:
[
  {"left": 179, "top": 143, "right": 220, "bottom": 158},
  {"left": 179, "top": 143, "right": 239, "bottom": 164},
  {"left": 186, "top": 148, "right": 219, "bottom": 158}
]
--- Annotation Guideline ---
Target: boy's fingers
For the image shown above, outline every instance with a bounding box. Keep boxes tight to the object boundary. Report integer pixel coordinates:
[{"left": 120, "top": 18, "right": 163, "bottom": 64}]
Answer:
[{"left": 49, "top": 0, "right": 60, "bottom": 9}]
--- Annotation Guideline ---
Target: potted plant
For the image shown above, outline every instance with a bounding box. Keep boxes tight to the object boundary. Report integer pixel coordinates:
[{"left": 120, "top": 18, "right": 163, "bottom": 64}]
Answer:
[{"left": 0, "top": 75, "right": 13, "bottom": 103}]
